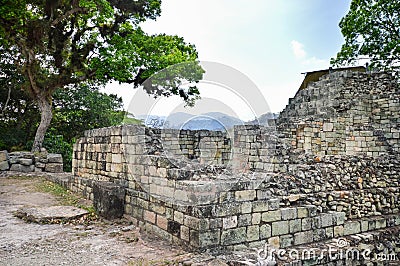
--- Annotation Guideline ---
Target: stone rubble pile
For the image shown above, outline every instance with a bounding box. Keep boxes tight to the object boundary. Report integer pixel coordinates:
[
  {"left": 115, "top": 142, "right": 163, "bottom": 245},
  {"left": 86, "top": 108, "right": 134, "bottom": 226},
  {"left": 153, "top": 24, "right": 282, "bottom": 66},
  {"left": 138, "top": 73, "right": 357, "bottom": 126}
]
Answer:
[{"left": 0, "top": 150, "right": 63, "bottom": 173}]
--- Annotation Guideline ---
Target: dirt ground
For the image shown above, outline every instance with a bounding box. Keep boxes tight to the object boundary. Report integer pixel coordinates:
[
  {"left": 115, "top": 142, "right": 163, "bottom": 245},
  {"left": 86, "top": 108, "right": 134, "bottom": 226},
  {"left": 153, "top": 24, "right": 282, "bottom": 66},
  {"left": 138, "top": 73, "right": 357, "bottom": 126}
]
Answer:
[{"left": 0, "top": 173, "right": 223, "bottom": 266}]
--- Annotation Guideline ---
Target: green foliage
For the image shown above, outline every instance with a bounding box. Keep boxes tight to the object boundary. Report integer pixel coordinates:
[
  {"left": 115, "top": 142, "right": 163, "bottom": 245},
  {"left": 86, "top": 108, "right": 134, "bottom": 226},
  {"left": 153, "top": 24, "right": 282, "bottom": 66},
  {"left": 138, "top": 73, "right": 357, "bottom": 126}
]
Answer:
[
  {"left": 35, "top": 179, "right": 96, "bottom": 216},
  {"left": 0, "top": 82, "right": 127, "bottom": 171},
  {"left": 0, "top": 0, "right": 203, "bottom": 150},
  {"left": 0, "top": 0, "right": 203, "bottom": 104},
  {"left": 0, "top": 55, "right": 38, "bottom": 150},
  {"left": 52, "top": 84, "right": 125, "bottom": 141},
  {"left": 332, "top": 0, "right": 400, "bottom": 71},
  {"left": 122, "top": 115, "right": 143, "bottom": 125},
  {"left": 42, "top": 131, "right": 74, "bottom": 172}
]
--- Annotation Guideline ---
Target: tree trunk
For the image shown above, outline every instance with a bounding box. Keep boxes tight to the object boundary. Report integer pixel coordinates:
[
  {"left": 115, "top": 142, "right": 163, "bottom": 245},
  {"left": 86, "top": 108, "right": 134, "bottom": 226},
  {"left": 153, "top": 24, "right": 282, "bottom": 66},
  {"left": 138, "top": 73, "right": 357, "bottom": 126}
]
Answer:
[{"left": 32, "top": 95, "right": 53, "bottom": 152}]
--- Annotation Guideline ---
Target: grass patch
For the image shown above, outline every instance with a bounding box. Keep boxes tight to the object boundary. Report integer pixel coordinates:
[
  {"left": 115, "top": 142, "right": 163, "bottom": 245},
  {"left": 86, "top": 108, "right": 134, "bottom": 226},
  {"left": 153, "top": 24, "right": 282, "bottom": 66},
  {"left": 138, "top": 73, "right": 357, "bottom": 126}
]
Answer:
[
  {"left": 36, "top": 180, "right": 79, "bottom": 206},
  {"left": 35, "top": 180, "right": 96, "bottom": 216},
  {"left": 7, "top": 175, "right": 38, "bottom": 180}
]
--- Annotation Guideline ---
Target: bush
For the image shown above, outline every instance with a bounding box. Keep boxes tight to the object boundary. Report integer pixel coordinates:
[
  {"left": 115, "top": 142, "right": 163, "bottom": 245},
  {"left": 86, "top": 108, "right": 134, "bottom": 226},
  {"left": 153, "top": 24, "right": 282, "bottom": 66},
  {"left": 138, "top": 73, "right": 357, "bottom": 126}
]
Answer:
[{"left": 42, "top": 131, "right": 74, "bottom": 172}]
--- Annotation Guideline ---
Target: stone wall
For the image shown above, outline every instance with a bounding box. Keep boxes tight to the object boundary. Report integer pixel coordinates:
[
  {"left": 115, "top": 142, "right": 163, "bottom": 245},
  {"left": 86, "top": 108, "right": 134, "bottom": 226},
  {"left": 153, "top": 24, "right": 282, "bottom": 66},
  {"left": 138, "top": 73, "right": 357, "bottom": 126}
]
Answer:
[
  {"left": 278, "top": 71, "right": 400, "bottom": 156},
  {"left": 63, "top": 70, "right": 400, "bottom": 253},
  {"left": 0, "top": 150, "right": 63, "bottom": 173},
  {"left": 145, "top": 128, "right": 231, "bottom": 166}
]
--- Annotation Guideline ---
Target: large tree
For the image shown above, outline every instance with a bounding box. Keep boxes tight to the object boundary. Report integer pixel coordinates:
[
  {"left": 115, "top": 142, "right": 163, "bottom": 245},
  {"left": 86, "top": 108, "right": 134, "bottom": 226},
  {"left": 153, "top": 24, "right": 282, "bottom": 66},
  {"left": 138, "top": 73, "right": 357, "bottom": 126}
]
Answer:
[
  {"left": 0, "top": 0, "right": 203, "bottom": 151},
  {"left": 331, "top": 0, "right": 400, "bottom": 70}
]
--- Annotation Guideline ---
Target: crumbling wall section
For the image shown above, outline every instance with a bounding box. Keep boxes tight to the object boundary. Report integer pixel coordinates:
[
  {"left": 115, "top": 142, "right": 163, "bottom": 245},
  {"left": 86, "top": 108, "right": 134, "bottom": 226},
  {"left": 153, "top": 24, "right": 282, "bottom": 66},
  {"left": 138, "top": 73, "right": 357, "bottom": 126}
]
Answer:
[
  {"left": 278, "top": 71, "right": 400, "bottom": 156},
  {"left": 68, "top": 70, "right": 400, "bottom": 252}
]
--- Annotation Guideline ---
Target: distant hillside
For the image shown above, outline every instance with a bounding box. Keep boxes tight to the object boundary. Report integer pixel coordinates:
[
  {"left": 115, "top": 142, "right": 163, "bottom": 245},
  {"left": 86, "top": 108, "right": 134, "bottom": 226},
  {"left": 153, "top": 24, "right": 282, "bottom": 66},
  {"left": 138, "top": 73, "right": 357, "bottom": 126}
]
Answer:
[
  {"left": 138, "top": 112, "right": 243, "bottom": 130},
  {"left": 246, "top": 112, "right": 279, "bottom": 125},
  {"left": 138, "top": 112, "right": 278, "bottom": 130},
  {"left": 167, "top": 112, "right": 243, "bottom": 131}
]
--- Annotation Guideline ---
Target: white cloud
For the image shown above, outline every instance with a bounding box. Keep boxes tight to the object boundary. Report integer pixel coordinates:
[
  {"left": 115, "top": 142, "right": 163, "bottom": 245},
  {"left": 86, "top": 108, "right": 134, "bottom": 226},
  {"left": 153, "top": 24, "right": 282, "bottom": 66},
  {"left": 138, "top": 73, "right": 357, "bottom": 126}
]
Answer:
[
  {"left": 291, "top": 40, "right": 306, "bottom": 59},
  {"left": 302, "top": 56, "right": 329, "bottom": 70},
  {"left": 290, "top": 40, "right": 329, "bottom": 71}
]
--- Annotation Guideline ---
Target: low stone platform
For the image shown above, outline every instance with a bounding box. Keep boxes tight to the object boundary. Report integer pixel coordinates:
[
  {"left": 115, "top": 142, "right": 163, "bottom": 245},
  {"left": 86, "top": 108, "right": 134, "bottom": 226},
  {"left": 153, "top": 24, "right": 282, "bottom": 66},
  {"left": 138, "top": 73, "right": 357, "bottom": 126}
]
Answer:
[
  {"left": 15, "top": 206, "right": 89, "bottom": 224},
  {"left": 0, "top": 150, "right": 64, "bottom": 173}
]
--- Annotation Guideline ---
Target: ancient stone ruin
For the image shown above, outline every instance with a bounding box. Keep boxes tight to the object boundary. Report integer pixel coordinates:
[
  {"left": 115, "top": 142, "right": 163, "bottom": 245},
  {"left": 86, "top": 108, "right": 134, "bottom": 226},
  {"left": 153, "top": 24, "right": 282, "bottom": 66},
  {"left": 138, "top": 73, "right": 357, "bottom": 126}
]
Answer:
[
  {"left": 0, "top": 150, "right": 63, "bottom": 173},
  {"left": 55, "top": 70, "right": 399, "bottom": 263}
]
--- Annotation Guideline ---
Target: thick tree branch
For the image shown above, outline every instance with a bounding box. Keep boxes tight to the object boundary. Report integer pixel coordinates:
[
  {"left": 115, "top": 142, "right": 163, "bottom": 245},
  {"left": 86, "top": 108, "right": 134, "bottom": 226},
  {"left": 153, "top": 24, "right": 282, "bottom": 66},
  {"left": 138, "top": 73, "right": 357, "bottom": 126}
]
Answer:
[
  {"left": 51, "top": 7, "right": 87, "bottom": 27},
  {"left": 0, "top": 85, "right": 11, "bottom": 118}
]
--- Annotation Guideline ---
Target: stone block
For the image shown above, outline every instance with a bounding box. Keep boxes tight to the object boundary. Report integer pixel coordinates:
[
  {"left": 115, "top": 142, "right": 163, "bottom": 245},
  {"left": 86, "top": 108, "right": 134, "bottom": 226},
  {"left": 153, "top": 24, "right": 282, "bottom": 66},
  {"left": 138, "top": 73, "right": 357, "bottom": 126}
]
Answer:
[
  {"left": 306, "top": 205, "right": 317, "bottom": 217},
  {"left": 252, "top": 201, "right": 269, "bottom": 212},
  {"left": 174, "top": 211, "right": 184, "bottom": 224},
  {"left": 223, "top": 216, "right": 238, "bottom": 229},
  {"left": 235, "top": 190, "right": 256, "bottom": 201},
  {"left": 268, "top": 236, "right": 280, "bottom": 249},
  {"left": 47, "top": 153, "right": 63, "bottom": 163},
  {"left": 325, "top": 227, "right": 333, "bottom": 238},
  {"left": 210, "top": 218, "right": 222, "bottom": 229},
  {"left": 168, "top": 220, "right": 181, "bottom": 238},
  {"left": 156, "top": 215, "right": 168, "bottom": 230},
  {"left": 241, "top": 202, "right": 252, "bottom": 214},
  {"left": 334, "top": 225, "right": 344, "bottom": 237},
  {"left": 0, "top": 161, "right": 9, "bottom": 171},
  {"left": 180, "top": 225, "right": 190, "bottom": 242},
  {"left": 320, "top": 213, "right": 333, "bottom": 227},
  {"left": 302, "top": 217, "right": 312, "bottom": 231},
  {"left": 294, "top": 231, "right": 313, "bottom": 245},
  {"left": 261, "top": 210, "right": 281, "bottom": 223},
  {"left": 375, "top": 218, "right": 386, "bottom": 229},
  {"left": 19, "top": 158, "right": 33, "bottom": 166},
  {"left": 272, "top": 220, "right": 289, "bottom": 236},
  {"left": 238, "top": 214, "right": 252, "bottom": 227},
  {"left": 184, "top": 216, "right": 200, "bottom": 229},
  {"left": 260, "top": 224, "right": 271, "bottom": 239},
  {"left": 313, "top": 228, "right": 326, "bottom": 242},
  {"left": 144, "top": 210, "right": 156, "bottom": 223},
  {"left": 334, "top": 212, "right": 346, "bottom": 225},
  {"left": 252, "top": 213, "right": 261, "bottom": 225},
  {"left": 10, "top": 164, "right": 35, "bottom": 172},
  {"left": 281, "top": 207, "right": 297, "bottom": 220},
  {"left": 323, "top": 123, "right": 334, "bottom": 132},
  {"left": 0, "top": 150, "right": 8, "bottom": 162},
  {"left": 360, "top": 220, "right": 369, "bottom": 232},
  {"left": 247, "top": 225, "right": 259, "bottom": 241},
  {"left": 297, "top": 206, "right": 309, "bottom": 218},
  {"left": 45, "top": 163, "right": 63, "bottom": 173},
  {"left": 35, "top": 162, "right": 46, "bottom": 169},
  {"left": 280, "top": 234, "right": 294, "bottom": 248},
  {"left": 268, "top": 199, "right": 280, "bottom": 210},
  {"left": 312, "top": 216, "right": 322, "bottom": 229},
  {"left": 111, "top": 154, "right": 122, "bottom": 164},
  {"left": 343, "top": 221, "right": 360, "bottom": 235},
  {"left": 221, "top": 227, "right": 246, "bottom": 245},
  {"left": 199, "top": 229, "right": 220, "bottom": 247},
  {"left": 93, "top": 181, "right": 125, "bottom": 219},
  {"left": 289, "top": 219, "right": 302, "bottom": 233}
]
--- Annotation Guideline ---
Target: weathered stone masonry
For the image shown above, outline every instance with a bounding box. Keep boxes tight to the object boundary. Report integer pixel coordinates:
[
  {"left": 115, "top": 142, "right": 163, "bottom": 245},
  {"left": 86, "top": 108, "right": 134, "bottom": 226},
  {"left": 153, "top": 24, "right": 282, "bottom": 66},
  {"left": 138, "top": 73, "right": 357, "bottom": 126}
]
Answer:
[
  {"left": 66, "top": 70, "right": 400, "bottom": 254},
  {"left": 0, "top": 150, "right": 63, "bottom": 173}
]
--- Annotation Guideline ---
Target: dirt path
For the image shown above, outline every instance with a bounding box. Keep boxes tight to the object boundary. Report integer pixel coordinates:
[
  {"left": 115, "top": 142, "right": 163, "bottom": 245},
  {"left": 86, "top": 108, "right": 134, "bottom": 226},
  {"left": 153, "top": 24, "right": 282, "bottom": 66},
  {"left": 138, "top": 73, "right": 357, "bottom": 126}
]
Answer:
[{"left": 0, "top": 174, "right": 204, "bottom": 266}]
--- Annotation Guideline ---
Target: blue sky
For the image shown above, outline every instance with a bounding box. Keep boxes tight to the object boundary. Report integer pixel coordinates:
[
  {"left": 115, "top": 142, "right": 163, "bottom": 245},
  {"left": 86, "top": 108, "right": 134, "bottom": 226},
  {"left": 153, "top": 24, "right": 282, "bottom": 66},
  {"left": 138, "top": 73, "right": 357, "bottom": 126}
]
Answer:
[{"left": 106, "top": 0, "right": 352, "bottom": 118}]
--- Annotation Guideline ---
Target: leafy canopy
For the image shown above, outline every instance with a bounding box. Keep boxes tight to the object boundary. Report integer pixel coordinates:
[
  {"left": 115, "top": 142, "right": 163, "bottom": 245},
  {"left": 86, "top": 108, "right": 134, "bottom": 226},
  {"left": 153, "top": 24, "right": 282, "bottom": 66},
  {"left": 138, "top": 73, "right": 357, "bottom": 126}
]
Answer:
[
  {"left": 0, "top": 0, "right": 203, "bottom": 151},
  {"left": 331, "top": 0, "right": 400, "bottom": 71},
  {"left": 0, "top": 0, "right": 203, "bottom": 101}
]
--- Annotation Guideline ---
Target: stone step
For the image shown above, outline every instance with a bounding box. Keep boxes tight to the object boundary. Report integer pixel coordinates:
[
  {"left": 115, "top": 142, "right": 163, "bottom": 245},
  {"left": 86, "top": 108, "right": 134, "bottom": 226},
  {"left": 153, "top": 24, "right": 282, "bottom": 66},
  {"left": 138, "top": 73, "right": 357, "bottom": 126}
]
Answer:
[{"left": 14, "top": 206, "right": 89, "bottom": 224}]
